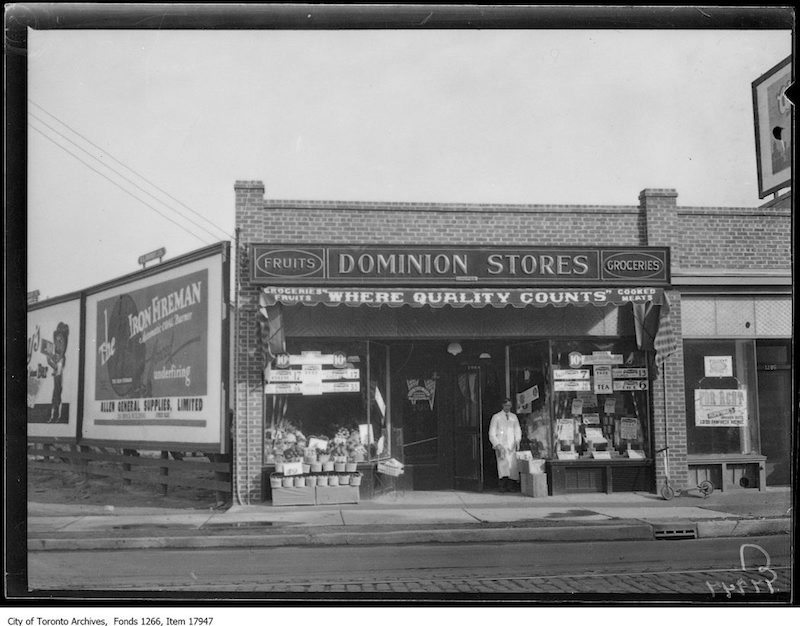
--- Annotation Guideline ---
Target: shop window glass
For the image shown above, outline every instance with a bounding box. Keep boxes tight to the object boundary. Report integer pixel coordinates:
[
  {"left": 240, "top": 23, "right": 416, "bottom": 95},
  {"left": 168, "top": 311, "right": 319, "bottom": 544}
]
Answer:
[
  {"left": 390, "top": 342, "right": 442, "bottom": 466},
  {"left": 509, "top": 341, "right": 552, "bottom": 459},
  {"left": 550, "top": 340, "right": 650, "bottom": 459},
  {"left": 263, "top": 339, "right": 390, "bottom": 465},
  {"left": 683, "top": 340, "right": 760, "bottom": 455}
]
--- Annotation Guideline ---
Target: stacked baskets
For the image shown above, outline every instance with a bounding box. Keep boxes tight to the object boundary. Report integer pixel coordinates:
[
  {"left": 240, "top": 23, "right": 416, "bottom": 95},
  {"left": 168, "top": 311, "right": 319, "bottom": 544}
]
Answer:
[{"left": 270, "top": 460, "right": 362, "bottom": 492}]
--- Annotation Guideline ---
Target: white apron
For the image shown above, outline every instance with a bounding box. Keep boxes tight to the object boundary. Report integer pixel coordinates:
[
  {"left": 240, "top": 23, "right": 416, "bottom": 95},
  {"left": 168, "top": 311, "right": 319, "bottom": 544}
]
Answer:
[{"left": 489, "top": 411, "right": 522, "bottom": 479}]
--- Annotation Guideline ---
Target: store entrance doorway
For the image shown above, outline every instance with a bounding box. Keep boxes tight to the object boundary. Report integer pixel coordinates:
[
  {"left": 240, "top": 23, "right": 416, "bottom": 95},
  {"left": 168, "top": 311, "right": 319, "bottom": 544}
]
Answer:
[{"left": 393, "top": 341, "right": 506, "bottom": 491}]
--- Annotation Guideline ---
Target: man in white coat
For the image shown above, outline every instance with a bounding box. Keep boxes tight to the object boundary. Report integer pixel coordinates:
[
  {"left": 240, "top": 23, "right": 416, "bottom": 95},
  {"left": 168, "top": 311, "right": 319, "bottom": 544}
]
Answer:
[{"left": 489, "top": 398, "right": 522, "bottom": 492}]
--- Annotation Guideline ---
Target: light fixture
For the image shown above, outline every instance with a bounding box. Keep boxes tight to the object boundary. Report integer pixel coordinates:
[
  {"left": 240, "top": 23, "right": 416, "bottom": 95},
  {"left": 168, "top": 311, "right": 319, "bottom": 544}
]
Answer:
[
  {"left": 447, "top": 342, "right": 463, "bottom": 356},
  {"left": 479, "top": 352, "right": 492, "bottom": 360}
]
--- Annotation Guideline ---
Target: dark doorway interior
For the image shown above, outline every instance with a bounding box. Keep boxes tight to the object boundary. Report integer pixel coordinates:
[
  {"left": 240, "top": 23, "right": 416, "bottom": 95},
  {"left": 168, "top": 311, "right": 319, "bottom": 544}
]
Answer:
[
  {"left": 391, "top": 340, "right": 506, "bottom": 491},
  {"left": 757, "top": 340, "right": 792, "bottom": 485}
]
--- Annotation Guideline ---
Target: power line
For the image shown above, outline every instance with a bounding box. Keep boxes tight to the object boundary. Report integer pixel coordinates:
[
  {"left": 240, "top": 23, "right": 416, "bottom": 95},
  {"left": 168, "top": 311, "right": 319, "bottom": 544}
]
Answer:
[
  {"left": 28, "top": 99, "right": 236, "bottom": 241},
  {"left": 29, "top": 110, "right": 230, "bottom": 243},
  {"left": 29, "top": 123, "right": 213, "bottom": 246}
]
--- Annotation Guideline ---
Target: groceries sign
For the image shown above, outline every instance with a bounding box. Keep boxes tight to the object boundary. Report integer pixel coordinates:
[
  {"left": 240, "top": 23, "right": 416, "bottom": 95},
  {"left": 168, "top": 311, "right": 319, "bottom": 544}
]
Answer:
[{"left": 250, "top": 245, "right": 670, "bottom": 286}]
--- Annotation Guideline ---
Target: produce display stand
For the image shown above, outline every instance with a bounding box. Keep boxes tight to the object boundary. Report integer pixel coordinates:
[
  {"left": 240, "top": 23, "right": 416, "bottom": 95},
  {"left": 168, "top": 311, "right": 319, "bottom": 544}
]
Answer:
[
  {"left": 268, "top": 471, "right": 363, "bottom": 506},
  {"left": 272, "top": 486, "right": 317, "bottom": 507},
  {"left": 315, "top": 485, "right": 360, "bottom": 505}
]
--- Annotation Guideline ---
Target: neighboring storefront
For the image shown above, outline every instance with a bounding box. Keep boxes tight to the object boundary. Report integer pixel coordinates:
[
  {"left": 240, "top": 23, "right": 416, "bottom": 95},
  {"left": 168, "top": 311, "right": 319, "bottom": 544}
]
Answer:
[{"left": 233, "top": 182, "right": 791, "bottom": 503}]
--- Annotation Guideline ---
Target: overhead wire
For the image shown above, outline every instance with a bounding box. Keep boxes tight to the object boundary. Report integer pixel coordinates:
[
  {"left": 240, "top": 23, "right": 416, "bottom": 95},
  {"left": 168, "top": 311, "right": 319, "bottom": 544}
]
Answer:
[
  {"left": 28, "top": 110, "right": 230, "bottom": 243},
  {"left": 29, "top": 99, "right": 236, "bottom": 241},
  {"left": 29, "top": 124, "right": 213, "bottom": 245},
  {"left": 30, "top": 101, "right": 249, "bottom": 502}
]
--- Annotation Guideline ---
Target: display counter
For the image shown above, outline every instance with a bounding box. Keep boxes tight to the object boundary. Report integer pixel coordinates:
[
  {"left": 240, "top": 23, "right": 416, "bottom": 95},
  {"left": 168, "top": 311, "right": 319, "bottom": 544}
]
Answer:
[
  {"left": 547, "top": 458, "right": 654, "bottom": 494},
  {"left": 687, "top": 454, "right": 766, "bottom": 492}
]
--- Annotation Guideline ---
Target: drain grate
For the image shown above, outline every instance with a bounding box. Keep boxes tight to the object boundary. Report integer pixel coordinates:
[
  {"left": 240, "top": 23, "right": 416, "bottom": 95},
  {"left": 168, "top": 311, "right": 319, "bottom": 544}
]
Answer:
[
  {"left": 652, "top": 522, "right": 698, "bottom": 540},
  {"left": 203, "top": 521, "right": 275, "bottom": 529}
]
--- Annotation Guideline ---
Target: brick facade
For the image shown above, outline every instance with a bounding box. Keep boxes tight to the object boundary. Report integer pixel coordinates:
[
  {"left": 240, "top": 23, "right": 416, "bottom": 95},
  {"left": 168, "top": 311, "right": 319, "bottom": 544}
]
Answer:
[{"left": 233, "top": 181, "right": 791, "bottom": 500}]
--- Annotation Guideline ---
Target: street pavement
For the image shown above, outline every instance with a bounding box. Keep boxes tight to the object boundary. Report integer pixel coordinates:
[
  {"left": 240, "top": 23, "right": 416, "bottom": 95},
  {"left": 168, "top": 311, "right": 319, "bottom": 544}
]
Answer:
[{"left": 27, "top": 486, "right": 793, "bottom": 552}]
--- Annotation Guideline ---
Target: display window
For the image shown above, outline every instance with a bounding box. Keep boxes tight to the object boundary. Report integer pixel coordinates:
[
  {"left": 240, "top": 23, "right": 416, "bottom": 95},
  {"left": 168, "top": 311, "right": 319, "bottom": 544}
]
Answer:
[
  {"left": 683, "top": 339, "right": 760, "bottom": 455},
  {"left": 263, "top": 339, "right": 390, "bottom": 465},
  {"left": 511, "top": 339, "right": 651, "bottom": 460}
]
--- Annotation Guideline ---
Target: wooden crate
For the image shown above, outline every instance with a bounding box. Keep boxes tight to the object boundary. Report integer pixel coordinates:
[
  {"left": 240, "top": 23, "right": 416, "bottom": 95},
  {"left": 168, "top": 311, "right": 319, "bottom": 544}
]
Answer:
[
  {"left": 521, "top": 472, "right": 549, "bottom": 498},
  {"left": 271, "top": 486, "right": 316, "bottom": 506},
  {"left": 315, "top": 485, "right": 360, "bottom": 505}
]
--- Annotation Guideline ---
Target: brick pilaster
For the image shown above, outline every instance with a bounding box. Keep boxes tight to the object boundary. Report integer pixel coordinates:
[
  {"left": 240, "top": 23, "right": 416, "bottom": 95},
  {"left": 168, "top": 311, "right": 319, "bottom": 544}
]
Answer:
[
  {"left": 651, "top": 290, "right": 689, "bottom": 490},
  {"left": 639, "top": 188, "right": 678, "bottom": 248},
  {"left": 233, "top": 180, "right": 266, "bottom": 503}
]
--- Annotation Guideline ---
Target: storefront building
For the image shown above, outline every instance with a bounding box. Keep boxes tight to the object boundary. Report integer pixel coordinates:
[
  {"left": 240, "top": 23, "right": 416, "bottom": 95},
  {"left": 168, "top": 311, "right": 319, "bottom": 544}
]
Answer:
[{"left": 232, "top": 181, "right": 791, "bottom": 503}]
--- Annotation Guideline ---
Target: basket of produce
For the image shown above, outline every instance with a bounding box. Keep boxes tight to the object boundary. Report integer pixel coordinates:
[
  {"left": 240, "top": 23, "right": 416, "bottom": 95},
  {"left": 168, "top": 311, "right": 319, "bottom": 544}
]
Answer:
[
  {"left": 269, "top": 474, "right": 283, "bottom": 489},
  {"left": 351, "top": 472, "right": 362, "bottom": 486},
  {"left": 377, "top": 458, "right": 405, "bottom": 477}
]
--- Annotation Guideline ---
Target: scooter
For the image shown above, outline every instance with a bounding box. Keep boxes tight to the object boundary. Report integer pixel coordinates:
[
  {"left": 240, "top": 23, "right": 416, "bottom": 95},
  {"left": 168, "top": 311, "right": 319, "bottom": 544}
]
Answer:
[{"left": 656, "top": 446, "right": 714, "bottom": 500}]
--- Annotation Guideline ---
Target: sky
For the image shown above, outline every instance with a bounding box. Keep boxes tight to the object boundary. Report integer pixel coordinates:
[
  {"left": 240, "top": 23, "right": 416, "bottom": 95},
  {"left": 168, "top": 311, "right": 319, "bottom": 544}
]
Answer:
[{"left": 26, "top": 26, "right": 791, "bottom": 301}]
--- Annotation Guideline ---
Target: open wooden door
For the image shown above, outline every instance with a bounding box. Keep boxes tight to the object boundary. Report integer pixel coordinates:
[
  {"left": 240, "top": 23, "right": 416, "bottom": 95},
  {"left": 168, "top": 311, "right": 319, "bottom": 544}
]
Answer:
[{"left": 453, "top": 364, "right": 484, "bottom": 491}]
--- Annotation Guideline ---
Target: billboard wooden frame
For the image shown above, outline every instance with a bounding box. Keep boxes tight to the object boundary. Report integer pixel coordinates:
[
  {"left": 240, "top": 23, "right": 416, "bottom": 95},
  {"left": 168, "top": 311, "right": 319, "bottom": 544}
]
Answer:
[
  {"left": 752, "top": 56, "right": 792, "bottom": 199},
  {"left": 27, "top": 294, "right": 84, "bottom": 445},
  {"left": 28, "top": 242, "right": 231, "bottom": 453},
  {"left": 81, "top": 242, "right": 231, "bottom": 453}
]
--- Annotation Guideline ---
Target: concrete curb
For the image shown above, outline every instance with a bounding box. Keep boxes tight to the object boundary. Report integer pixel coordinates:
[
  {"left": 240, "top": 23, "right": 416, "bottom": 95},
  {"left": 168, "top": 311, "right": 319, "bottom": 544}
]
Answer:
[
  {"left": 28, "top": 523, "right": 654, "bottom": 551},
  {"left": 696, "top": 517, "right": 791, "bottom": 538},
  {"left": 27, "top": 517, "right": 792, "bottom": 552}
]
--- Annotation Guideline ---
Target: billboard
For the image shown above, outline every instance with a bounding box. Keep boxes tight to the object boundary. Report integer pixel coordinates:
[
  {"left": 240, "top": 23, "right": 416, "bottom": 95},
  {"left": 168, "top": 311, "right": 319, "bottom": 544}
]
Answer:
[
  {"left": 27, "top": 297, "right": 82, "bottom": 441},
  {"left": 752, "top": 56, "right": 792, "bottom": 198},
  {"left": 82, "top": 246, "right": 228, "bottom": 451}
]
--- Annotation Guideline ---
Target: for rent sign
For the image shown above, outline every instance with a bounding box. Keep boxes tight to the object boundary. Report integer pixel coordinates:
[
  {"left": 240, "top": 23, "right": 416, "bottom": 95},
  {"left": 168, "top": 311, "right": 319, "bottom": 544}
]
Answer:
[{"left": 694, "top": 388, "right": 748, "bottom": 427}]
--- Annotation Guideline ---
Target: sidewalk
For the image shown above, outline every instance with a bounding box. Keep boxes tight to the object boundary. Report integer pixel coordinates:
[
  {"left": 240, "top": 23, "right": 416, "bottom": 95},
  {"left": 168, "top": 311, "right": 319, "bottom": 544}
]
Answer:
[{"left": 28, "top": 487, "right": 793, "bottom": 551}]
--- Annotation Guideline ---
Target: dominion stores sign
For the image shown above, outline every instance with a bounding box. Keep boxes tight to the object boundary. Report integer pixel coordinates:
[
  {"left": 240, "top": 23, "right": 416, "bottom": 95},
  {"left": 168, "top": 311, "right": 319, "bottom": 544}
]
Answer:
[{"left": 250, "top": 245, "right": 670, "bottom": 287}]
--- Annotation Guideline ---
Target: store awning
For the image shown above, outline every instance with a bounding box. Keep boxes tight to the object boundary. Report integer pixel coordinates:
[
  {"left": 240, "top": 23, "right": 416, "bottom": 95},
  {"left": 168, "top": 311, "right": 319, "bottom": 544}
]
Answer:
[
  {"left": 259, "top": 286, "right": 664, "bottom": 309},
  {"left": 257, "top": 286, "right": 678, "bottom": 367}
]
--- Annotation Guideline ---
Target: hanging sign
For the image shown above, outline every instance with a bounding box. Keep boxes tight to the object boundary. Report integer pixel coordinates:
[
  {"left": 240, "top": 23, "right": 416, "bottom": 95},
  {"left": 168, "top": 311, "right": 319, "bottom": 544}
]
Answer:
[
  {"left": 593, "top": 365, "right": 613, "bottom": 394},
  {"left": 556, "top": 419, "right": 576, "bottom": 441},
  {"left": 407, "top": 379, "right": 436, "bottom": 409},
  {"left": 694, "top": 388, "right": 748, "bottom": 427},
  {"left": 555, "top": 380, "right": 591, "bottom": 392},
  {"left": 301, "top": 364, "right": 324, "bottom": 395},
  {"left": 554, "top": 369, "right": 590, "bottom": 380},
  {"left": 612, "top": 368, "right": 647, "bottom": 379},
  {"left": 613, "top": 380, "right": 649, "bottom": 391},
  {"left": 265, "top": 381, "right": 360, "bottom": 395},
  {"left": 704, "top": 356, "right": 733, "bottom": 378},
  {"left": 516, "top": 385, "right": 539, "bottom": 413},
  {"left": 267, "top": 367, "right": 359, "bottom": 382},
  {"left": 585, "top": 352, "right": 624, "bottom": 365},
  {"left": 620, "top": 417, "right": 640, "bottom": 440}
]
